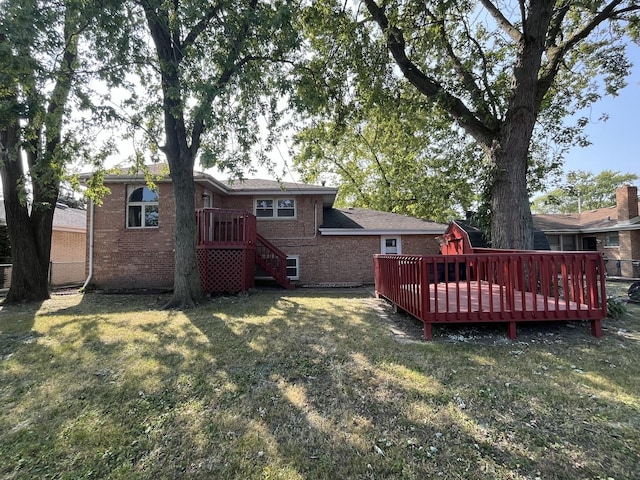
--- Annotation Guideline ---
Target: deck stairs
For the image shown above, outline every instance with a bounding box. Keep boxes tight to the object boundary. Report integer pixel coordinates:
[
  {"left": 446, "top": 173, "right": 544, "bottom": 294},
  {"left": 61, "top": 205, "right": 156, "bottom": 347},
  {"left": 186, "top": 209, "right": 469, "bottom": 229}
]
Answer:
[{"left": 255, "top": 233, "right": 294, "bottom": 289}]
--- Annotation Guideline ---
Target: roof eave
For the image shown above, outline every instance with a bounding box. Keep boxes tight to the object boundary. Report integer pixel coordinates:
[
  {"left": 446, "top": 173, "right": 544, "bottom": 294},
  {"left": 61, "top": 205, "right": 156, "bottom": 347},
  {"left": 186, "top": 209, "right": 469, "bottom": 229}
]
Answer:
[
  {"left": 541, "top": 223, "right": 640, "bottom": 234},
  {"left": 319, "top": 228, "right": 445, "bottom": 236}
]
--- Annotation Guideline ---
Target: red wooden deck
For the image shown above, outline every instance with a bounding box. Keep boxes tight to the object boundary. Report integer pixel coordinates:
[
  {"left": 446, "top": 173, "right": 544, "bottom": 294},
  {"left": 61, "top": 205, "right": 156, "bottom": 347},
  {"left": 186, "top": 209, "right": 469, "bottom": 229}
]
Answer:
[
  {"left": 195, "top": 208, "right": 293, "bottom": 293},
  {"left": 374, "top": 252, "right": 607, "bottom": 340}
]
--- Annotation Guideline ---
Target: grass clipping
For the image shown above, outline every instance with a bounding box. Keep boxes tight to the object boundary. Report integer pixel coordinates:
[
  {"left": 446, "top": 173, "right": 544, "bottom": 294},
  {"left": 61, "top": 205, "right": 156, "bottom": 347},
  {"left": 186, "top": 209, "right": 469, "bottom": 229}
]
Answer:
[{"left": 1, "top": 288, "right": 639, "bottom": 480}]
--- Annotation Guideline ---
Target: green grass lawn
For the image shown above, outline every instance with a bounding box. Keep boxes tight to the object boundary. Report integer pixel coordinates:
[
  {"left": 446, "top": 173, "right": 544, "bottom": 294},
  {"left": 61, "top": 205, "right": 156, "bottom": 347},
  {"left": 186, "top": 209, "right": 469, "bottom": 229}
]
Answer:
[{"left": 1, "top": 285, "right": 639, "bottom": 480}]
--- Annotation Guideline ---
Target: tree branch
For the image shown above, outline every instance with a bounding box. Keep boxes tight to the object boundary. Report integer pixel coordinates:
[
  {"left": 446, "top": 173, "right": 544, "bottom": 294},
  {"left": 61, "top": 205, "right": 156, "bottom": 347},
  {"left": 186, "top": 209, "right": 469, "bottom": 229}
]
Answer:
[
  {"left": 479, "top": 0, "right": 522, "bottom": 42},
  {"left": 190, "top": 0, "right": 258, "bottom": 156},
  {"left": 537, "top": 0, "right": 636, "bottom": 103},
  {"left": 363, "top": 0, "right": 498, "bottom": 144},
  {"left": 182, "top": 2, "right": 223, "bottom": 51}
]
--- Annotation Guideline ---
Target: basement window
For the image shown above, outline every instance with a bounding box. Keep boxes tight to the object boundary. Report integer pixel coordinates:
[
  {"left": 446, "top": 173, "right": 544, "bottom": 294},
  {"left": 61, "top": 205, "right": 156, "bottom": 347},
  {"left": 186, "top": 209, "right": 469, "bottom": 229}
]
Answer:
[
  {"left": 286, "top": 255, "right": 300, "bottom": 280},
  {"left": 127, "top": 186, "right": 159, "bottom": 228}
]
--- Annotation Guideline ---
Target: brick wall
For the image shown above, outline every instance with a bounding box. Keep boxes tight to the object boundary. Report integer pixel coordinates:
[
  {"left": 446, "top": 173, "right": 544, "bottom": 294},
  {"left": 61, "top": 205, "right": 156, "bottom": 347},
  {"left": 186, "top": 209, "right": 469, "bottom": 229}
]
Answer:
[
  {"left": 221, "top": 195, "right": 324, "bottom": 239},
  {"left": 89, "top": 182, "right": 176, "bottom": 289},
  {"left": 51, "top": 230, "right": 86, "bottom": 262},
  {"left": 270, "top": 233, "right": 442, "bottom": 285},
  {"left": 89, "top": 180, "right": 444, "bottom": 287},
  {"left": 616, "top": 185, "right": 639, "bottom": 221}
]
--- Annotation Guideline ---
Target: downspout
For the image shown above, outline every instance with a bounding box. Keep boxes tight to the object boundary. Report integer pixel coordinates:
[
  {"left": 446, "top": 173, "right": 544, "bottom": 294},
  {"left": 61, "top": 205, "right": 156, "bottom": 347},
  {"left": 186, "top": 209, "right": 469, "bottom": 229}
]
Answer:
[
  {"left": 82, "top": 199, "right": 94, "bottom": 290},
  {"left": 268, "top": 200, "right": 319, "bottom": 241}
]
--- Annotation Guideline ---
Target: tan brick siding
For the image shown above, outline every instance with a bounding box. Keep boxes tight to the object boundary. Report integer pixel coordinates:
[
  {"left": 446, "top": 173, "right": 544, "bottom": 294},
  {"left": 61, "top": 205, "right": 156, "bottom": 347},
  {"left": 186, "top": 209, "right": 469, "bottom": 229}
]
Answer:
[
  {"left": 51, "top": 230, "right": 86, "bottom": 262},
  {"left": 50, "top": 230, "right": 86, "bottom": 284}
]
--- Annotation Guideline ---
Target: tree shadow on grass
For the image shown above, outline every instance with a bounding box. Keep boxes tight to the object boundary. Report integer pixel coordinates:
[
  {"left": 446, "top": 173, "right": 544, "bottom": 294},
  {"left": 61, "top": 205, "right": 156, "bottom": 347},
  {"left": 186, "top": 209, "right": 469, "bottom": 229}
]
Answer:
[
  {"left": 0, "top": 298, "right": 42, "bottom": 360},
  {"left": 1, "top": 289, "right": 639, "bottom": 479}
]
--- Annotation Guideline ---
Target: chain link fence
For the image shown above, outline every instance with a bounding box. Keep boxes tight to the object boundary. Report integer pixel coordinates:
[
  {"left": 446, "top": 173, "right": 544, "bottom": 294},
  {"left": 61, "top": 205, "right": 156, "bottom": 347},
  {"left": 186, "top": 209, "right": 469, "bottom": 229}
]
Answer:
[{"left": 604, "top": 258, "right": 640, "bottom": 278}]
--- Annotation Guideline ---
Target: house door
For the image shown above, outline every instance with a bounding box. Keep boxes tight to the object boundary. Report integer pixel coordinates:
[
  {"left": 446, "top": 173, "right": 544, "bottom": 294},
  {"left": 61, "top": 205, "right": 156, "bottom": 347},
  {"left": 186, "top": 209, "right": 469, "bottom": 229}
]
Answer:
[
  {"left": 582, "top": 237, "right": 597, "bottom": 251},
  {"left": 381, "top": 236, "right": 401, "bottom": 255}
]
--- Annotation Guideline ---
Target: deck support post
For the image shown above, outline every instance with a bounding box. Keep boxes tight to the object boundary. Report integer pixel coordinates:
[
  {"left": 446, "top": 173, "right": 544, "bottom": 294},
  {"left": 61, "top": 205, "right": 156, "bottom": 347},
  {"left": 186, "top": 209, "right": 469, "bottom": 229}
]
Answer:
[
  {"left": 507, "top": 321, "right": 517, "bottom": 340},
  {"left": 423, "top": 322, "right": 432, "bottom": 341},
  {"left": 590, "top": 319, "right": 603, "bottom": 338}
]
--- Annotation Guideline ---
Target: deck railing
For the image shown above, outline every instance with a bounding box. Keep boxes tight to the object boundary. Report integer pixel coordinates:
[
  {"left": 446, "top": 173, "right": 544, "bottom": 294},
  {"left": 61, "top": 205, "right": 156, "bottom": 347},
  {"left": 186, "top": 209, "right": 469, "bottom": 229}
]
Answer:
[
  {"left": 256, "top": 233, "right": 293, "bottom": 288},
  {"left": 196, "top": 208, "right": 256, "bottom": 247},
  {"left": 374, "top": 252, "right": 607, "bottom": 339}
]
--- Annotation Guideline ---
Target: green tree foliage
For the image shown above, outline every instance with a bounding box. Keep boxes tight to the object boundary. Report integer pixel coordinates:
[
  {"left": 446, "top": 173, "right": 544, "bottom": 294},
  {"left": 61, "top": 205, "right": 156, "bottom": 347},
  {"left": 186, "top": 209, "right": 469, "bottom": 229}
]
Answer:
[
  {"left": 0, "top": 0, "right": 133, "bottom": 303},
  {"left": 294, "top": 0, "right": 640, "bottom": 248},
  {"left": 293, "top": 93, "right": 482, "bottom": 222},
  {"left": 122, "top": 0, "right": 298, "bottom": 308},
  {"left": 532, "top": 170, "right": 639, "bottom": 213}
]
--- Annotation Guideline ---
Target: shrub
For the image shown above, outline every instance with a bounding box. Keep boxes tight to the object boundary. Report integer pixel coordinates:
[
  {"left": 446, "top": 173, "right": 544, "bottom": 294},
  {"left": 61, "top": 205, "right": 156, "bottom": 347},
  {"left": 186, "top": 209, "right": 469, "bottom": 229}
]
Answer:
[{"left": 607, "top": 296, "right": 628, "bottom": 319}]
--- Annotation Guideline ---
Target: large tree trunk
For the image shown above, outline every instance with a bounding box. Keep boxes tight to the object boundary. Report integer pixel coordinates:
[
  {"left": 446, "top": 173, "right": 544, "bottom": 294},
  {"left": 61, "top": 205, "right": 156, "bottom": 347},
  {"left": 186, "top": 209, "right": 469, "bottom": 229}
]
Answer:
[
  {"left": 485, "top": 3, "right": 553, "bottom": 250},
  {"left": 0, "top": 119, "right": 53, "bottom": 303},
  {"left": 486, "top": 138, "right": 534, "bottom": 250},
  {"left": 142, "top": 2, "right": 205, "bottom": 308},
  {"left": 164, "top": 153, "right": 204, "bottom": 309}
]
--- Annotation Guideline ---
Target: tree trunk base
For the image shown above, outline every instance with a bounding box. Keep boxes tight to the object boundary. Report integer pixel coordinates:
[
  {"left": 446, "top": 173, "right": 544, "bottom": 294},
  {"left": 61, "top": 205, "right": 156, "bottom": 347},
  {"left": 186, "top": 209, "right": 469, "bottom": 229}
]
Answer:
[
  {"left": 4, "top": 287, "right": 50, "bottom": 304},
  {"left": 161, "top": 293, "right": 201, "bottom": 310}
]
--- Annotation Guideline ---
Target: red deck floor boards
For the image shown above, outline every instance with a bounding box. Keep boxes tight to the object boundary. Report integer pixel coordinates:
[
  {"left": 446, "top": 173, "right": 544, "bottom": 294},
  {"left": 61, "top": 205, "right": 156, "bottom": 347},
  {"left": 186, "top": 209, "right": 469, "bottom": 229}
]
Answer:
[{"left": 427, "top": 282, "right": 587, "bottom": 314}]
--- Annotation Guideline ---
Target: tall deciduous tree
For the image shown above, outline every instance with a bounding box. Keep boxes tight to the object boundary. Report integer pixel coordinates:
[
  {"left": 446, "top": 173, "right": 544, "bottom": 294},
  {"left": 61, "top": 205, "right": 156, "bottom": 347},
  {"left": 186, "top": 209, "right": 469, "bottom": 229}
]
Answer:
[
  {"left": 0, "top": 0, "right": 135, "bottom": 303},
  {"left": 532, "top": 170, "right": 639, "bottom": 213},
  {"left": 297, "top": 0, "right": 639, "bottom": 248},
  {"left": 1, "top": 1, "right": 85, "bottom": 302},
  {"left": 130, "top": 0, "right": 298, "bottom": 308}
]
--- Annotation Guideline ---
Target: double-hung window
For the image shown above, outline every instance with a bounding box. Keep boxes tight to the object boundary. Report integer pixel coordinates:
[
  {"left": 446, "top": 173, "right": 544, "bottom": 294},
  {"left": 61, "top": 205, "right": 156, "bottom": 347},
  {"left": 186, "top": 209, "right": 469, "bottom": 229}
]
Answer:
[
  {"left": 286, "top": 255, "right": 300, "bottom": 280},
  {"left": 127, "top": 186, "right": 159, "bottom": 228},
  {"left": 255, "top": 198, "right": 296, "bottom": 218},
  {"left": 605, "top": 232, "right": 620, "bottom": 247}
]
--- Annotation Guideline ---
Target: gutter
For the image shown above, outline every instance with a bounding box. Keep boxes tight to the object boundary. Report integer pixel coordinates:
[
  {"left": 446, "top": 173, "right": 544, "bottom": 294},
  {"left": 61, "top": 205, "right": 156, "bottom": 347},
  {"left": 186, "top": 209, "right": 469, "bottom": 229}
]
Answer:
[{"left": 82, "top": 199, "right": 94, "bottom": 290}]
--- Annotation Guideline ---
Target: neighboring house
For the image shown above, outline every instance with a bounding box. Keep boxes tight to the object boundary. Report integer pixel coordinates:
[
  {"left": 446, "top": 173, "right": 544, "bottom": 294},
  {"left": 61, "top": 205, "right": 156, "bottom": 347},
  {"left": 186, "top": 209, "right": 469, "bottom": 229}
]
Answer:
[
  {"left": 0, "top": 198, "right": 87, "bottom": 287},
  {"left": 533, "top": 185, "right": 640, "bottom": 278},
  {"left": 83, "top": 165, "right": 447, "bottom": 291}
]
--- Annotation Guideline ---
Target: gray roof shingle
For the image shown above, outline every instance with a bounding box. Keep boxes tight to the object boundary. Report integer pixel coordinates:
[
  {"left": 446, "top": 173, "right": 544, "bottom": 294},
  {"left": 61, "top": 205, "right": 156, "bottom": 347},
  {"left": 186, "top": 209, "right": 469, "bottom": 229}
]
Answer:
[
  {"left": 533, "top": 202, "right": 640, "bottom": 232},
  {"left": 0, "top": 200, "right": 86, "bottom": 231},
  {"left": 321, "top": 208, "right": 446, "bottom": 233}
]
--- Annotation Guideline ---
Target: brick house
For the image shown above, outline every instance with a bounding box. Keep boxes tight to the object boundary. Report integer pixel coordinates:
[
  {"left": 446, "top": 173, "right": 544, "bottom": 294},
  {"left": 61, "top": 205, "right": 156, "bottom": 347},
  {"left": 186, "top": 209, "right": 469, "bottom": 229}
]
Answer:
[
  {"left": 0, "top": 199, "right": 86, "bottom": 287},
  {"left": 83, "top": 166, "right": 447, "bottom": 291},
  {"left": 533, "top": 185, "right": 640, "bottom": 278}
]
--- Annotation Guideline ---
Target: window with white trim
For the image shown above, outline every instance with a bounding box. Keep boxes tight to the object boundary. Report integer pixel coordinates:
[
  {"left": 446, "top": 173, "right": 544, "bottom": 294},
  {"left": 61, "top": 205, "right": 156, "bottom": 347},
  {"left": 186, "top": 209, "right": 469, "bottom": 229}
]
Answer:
[
  {"left": 127, "top": 186, "right": 159, "bottom": 228},
  {"left": 547, "top": 234, "right": 577, "bottom": 251},
  {"left": 286, "top": 255, "right": 300, "bottom": 280},
  {"left": 605, "top": 232, "right": 619, "bottom": 247},
  {"left": 381, "top": 236, "right": 401, "bottom": 254},
  {"left": 255, "top": 198, "right": 296, "bottom": 218}
]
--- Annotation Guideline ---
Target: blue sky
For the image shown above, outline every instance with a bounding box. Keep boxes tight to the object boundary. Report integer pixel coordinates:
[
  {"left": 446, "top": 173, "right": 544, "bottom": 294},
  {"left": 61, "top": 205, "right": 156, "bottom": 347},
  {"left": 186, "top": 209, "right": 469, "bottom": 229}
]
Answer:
[{"left": 561, "top": 42, "right": 640, "bottom": 186}]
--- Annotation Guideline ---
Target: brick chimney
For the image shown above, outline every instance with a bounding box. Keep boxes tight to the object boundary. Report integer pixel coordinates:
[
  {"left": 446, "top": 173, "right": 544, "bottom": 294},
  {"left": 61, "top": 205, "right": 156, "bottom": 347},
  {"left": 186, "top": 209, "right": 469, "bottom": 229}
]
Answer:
[{"left": 616, "top": 185, "right": 639, "bottom": 222}]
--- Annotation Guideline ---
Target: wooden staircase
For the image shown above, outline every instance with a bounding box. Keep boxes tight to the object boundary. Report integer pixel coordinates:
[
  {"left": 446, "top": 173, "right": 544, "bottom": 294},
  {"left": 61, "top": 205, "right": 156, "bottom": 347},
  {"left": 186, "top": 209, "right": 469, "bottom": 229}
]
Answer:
[
  {"left": 256, "top": 233, "right": 294, "bottom": 289},
  {"left": 195, "top": 208, "right": 294, "bottom": 292}
]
